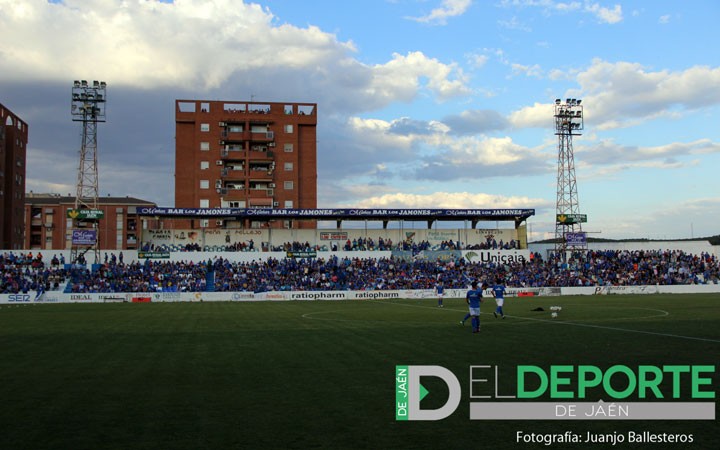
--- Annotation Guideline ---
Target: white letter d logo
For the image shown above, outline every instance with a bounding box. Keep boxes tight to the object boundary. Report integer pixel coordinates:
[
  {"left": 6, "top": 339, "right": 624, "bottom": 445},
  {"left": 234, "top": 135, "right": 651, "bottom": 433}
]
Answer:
[{"left": 407, "top": 365, "right": 461, "bottom": 420}]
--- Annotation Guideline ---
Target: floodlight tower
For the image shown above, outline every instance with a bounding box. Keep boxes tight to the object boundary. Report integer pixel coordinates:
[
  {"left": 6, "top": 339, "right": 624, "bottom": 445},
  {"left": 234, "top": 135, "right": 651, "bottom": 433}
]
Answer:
[
  {"left": 553, "top": 98, "right": 585, "bottom": 255},
  {"left": 70, "top": 80, "right": 107, "bottom": 264}
]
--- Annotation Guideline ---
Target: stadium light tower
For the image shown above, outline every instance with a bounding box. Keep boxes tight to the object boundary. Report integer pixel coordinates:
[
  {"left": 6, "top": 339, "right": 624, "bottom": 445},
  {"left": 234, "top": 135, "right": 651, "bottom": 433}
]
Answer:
[
  {"left": 553, "top": 98, "right": 587, "bottom": 256},
  {"left": 70, "top": 80, "right": 107, "bottom": 264}
]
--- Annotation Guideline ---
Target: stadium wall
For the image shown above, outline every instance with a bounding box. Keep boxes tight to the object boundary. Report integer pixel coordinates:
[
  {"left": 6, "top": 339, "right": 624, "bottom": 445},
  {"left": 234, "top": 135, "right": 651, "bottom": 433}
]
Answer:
[{"left": 2, "top": 284, "right": 720, "bottom": 305}]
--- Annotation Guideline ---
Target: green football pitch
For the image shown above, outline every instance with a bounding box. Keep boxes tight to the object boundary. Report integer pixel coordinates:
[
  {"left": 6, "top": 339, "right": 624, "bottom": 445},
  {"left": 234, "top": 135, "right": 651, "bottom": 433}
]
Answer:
[{"left": 0, "top": 294, "right": 718, "bottom": 449}]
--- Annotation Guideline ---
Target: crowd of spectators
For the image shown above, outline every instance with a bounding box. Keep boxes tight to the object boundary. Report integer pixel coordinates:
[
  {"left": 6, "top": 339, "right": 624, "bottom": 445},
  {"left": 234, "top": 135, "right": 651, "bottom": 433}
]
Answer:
[
  {"left": 1, "top": 248, "right": 718, "bottom": 294},
  {"left": 0, "top": 252, "right": 68, "bottom": 294},
  {"left": 466, "top": 238, "right": 520, "bottom": 250},
  {"left": 139, "top": 237, "right": 521, "bottom": 253},
  {"left": 65, "top": 259, "right": 208, "bottom": 293}
]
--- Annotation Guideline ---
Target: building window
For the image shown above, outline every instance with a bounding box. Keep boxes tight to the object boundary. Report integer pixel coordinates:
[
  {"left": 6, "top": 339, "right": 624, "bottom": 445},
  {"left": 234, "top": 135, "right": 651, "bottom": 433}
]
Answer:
[
  {"left": 200, "top": 123, "right": 210, "bottom": 132},
  {"left": 284, "top": 143, "right": 293, "bottom": 153},
  {"left": 284, "top": 162, "right": 294, "bottom": 171},
  {"left": 178, "top": 101, "right": 196, "bottom": 112},
  {"left": 284, "top": 181, "right": 294, "bottom": 190},
  {"left": 200, "top": 141, "right": 210, "bottom": 151},
  {"left": 284, "top": 124, "right": 293, "bottom": 133},
  {"left": 200, "top": 180, "right": 209, "bottom": 189},
  {"left": 200, "top": 199, "right": 209, "bottom": 208},
  {"left": 200, "top": 161, "right": 209, "bottom": 170},
  {"left": 284, "top": 200, "right": 294, "bottom": 208},
  {"left": 200, "top": 219, "right": 209, "bottom": 228}
]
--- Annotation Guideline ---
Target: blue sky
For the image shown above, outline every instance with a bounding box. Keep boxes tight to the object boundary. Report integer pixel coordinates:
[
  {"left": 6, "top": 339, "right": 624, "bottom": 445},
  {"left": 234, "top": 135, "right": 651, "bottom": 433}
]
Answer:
[{"left": 1, "top": 0, "right": 719, "bottom": 240}]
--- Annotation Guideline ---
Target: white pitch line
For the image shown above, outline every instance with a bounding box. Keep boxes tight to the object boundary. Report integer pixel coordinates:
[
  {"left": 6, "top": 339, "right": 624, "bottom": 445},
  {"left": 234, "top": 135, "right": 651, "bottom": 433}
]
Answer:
[{"left": 366, "top": 300, "right": 720, "bottom": 344}]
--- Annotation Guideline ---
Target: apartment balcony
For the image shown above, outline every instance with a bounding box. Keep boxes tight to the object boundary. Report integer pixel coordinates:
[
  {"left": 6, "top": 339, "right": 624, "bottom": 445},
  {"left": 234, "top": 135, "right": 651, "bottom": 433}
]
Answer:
[
  {"left": 221, "top": 165, "right": 245, "bottom": 177},
  {"left": 251, "top": 131, "right": 274, "bottom": 142},
  {"left": 221, "top": 130, "right": 251, "bottom": 141},
  {"left": 220, "top": 147, "right": 245, "bottom": 159},
  {"left": 247, "top": 186, "right": 275, "bottom": 200}
]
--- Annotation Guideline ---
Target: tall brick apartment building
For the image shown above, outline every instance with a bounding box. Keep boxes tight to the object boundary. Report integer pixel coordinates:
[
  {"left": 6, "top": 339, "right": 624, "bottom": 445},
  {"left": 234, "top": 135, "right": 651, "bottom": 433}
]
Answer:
[
  {"left": 1, "top": 103, "right": 28, "bottom": 249},
  {"left": 175, "top": 100, "right": 317, "bottom": 229}
]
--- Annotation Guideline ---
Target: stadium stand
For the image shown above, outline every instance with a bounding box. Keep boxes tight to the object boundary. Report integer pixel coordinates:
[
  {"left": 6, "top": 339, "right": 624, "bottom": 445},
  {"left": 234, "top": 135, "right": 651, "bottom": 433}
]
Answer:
[{"left": 1, "top": 249, "right": 718, "bottom": 294}]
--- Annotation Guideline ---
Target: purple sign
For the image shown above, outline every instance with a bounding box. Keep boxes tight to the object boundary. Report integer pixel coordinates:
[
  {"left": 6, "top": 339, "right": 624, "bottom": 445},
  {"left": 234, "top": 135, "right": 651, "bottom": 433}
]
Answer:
[
  {"left": 72, "top": 229, "right": 97, "bottom": 245},
  {"left": 565, "top": 232, "right": 587, "bottom": 246}
]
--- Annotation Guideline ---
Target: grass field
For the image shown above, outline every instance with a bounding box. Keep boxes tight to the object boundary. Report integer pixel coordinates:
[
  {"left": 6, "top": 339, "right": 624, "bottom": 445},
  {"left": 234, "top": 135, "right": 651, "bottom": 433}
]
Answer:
[{"left": 0, "top": 294, "right": 718, "bottom": 449}]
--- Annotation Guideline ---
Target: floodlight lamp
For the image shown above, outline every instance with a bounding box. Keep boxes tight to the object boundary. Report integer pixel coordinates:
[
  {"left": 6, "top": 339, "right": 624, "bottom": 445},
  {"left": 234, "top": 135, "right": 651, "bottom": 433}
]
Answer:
[
  {"left": 73, "top": 80, "right": 81, "bottom": 87},
  {"left": 93, "top": 80, "right": 99, "bottom": 87},
  {"left": 566, "top": 98, "right": 571, "bottom": 104},
  {"left": 576, "top": 99, "right": 581, "bottom": 105},
  {"left": 555, "top": 99, "right": 561, "bottom": 104},
  {"left": 81, "top": 80, "right": 88, "bottom": 86},
  {"left": 100, "top": 81, "right": 106, "bottom": 88}
]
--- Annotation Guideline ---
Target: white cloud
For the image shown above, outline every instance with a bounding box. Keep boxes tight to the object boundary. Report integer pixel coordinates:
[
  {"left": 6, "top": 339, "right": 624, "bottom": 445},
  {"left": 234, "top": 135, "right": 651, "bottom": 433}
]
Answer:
[
  {"left": 508, "top": 102, "right": 554, "bottom": 128},
  {"left": 442, "top": 109, "right": 510, "bottom": 134},
  {"left": 406, "top": 0, "right": 473, "bottom": 25},
  {"left": 513, "top": 60, "right": 720, "bottom": 132},
  {"left": 510, "top": 62, "right": 543, "bottom": 78},
  {"left": 443, "top": 136, "right": 529, "bottom": 165},
  {"left": 577, "top": 138, "right": 720, "bottom": 166},
  {"left": 468, "top": 53, "right": 489, "bottom": 68},
  {"left": 576, "top": 59, "right": 720, "bottom": 129},
  {"left": 499, "top": 0, "right": 621, "bottom": 24},
  {"left": 368, "top": 52, "right": 472, "bottom": 102},
  {"left": 347, "top": 117, "right": 415, "bottom": 148},
  {"left": 614, "top": 198, "right": 720, "bottom": 239},
  {"left": 498, "top": 16, "right": 531, "bottom": 31},
  {"left": 659, "top": 14, "right": 670, "bottom": 24},
  {"left": 584, "top": 3, "right": 623, "bottom": 24},
  {"left": 350, "top": 191, "right": 549, "bottom": 209},
  {"left": 0, "top": 0, "right": 471, "bottom": 112}
]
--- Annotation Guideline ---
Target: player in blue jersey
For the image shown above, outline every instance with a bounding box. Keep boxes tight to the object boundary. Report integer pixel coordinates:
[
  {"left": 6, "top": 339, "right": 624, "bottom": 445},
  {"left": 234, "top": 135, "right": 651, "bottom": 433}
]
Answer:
[
  {"left": 461, "top": 281, "right": 487, "bottom": 326},
  {"left": 492, "top": 278, "right": 507, "bottom": 319},
  {"left": 435, "top": 281, "right": 445, "bottom": 307},
  {"left": 465, "top": 281, "right": 483, "bottom": 333}
]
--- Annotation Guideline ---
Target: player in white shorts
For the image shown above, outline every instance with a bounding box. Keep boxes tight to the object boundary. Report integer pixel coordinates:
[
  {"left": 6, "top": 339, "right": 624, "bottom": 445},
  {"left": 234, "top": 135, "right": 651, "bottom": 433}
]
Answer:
[
  {"left": 435, "top": 281, "right": 445, "bottom": 307},
  {"left": 492, "top": 278, "right": 506, "bottom": 319}
]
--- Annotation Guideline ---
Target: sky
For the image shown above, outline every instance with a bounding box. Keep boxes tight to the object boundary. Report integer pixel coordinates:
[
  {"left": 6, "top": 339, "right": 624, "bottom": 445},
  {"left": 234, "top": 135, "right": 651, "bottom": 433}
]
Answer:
[{"left": 1, "top": 0, "right": 719, "bottom": 241}]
